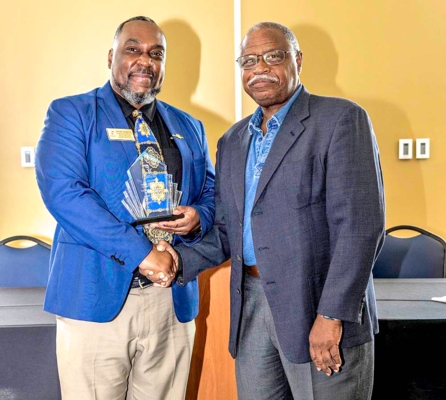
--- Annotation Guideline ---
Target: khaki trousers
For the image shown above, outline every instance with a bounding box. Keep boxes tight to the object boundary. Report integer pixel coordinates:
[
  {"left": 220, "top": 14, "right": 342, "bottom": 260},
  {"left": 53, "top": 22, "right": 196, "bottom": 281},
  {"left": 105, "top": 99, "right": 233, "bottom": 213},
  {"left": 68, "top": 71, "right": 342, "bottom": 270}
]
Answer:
[{"left": 56, "top": 286, "right": 195, "bottom": 400}]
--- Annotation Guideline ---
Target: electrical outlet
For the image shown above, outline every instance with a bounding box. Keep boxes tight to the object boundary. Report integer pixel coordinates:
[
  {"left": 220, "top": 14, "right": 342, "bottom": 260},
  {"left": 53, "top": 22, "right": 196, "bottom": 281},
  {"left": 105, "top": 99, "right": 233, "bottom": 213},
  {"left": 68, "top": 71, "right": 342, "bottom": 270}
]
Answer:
[
  {"left": 398, "top": 139, "right": 412, "bottom": 160},
  {"left": 416, "top": 138, "right": 430, "bottom": 159},
  {"left": 21, "top": 147, "right": 35, "bottom": 167}
]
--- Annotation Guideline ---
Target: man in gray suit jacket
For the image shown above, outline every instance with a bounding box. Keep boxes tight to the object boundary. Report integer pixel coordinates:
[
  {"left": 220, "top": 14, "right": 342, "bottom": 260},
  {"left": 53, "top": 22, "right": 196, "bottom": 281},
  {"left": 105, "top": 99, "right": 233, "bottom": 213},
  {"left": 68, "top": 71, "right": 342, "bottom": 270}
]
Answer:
[{"left": 155, "top": 21, "right": 385, "bottom": 400}]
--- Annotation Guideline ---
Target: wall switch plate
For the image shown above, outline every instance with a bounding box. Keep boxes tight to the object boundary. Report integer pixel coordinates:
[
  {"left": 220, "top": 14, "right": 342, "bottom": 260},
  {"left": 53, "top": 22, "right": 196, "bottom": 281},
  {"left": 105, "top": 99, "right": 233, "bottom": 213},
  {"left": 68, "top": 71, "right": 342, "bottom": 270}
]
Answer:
[
  {"left": 398, "top": 139, "right": 412, "bottom": 159},
  {"left": 416, "top": 138, "right": 430, "bottom": 159},
  {"left": 20, "top": 146, "right": 35, "bottom": 167}
]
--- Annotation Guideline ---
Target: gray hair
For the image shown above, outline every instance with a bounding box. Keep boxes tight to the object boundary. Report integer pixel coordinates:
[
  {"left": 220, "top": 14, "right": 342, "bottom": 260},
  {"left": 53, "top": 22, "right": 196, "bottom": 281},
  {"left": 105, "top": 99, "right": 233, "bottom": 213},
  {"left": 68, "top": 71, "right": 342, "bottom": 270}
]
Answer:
[
  {"left": 113, "top": 16, "right": 159, "bottom": 44},
  {"left": 241, "top": 21, "right": 300, "bottom": 52}
]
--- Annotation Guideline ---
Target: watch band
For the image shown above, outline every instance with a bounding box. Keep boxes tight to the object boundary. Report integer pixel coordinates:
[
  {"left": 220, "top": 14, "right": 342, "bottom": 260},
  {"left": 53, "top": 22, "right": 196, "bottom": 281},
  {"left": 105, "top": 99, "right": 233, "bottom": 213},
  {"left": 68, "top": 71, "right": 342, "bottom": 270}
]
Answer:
[{"left": 321, "top": 315, "right": 340, "bottom": 321}]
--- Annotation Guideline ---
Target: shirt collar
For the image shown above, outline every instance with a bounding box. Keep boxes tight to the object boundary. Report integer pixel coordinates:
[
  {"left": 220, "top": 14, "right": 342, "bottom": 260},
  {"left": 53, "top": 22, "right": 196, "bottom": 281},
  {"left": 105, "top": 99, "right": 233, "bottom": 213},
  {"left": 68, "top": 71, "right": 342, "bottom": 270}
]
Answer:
[
  {"left": 248, "top": 84, "right": 303, "bottom": 135},
  {"left": 112, "top": 90, "right": 157, "bottom": 122}
]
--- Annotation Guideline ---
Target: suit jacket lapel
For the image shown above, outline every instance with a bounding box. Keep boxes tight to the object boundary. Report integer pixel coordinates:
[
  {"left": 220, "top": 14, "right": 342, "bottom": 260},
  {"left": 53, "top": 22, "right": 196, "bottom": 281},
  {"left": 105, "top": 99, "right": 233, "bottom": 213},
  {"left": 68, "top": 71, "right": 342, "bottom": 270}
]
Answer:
[
  {"left": 254, "top": 87, "right": 311, "bottom": 206},
  {"left": 232, "top": 124, "right": 252, "bottom": 217},
  {"left": 156, "top": 101, "right": 192, "bottom": 206},
  {"left": 97, "top": 82, "right": 137, "bottom": 166}
]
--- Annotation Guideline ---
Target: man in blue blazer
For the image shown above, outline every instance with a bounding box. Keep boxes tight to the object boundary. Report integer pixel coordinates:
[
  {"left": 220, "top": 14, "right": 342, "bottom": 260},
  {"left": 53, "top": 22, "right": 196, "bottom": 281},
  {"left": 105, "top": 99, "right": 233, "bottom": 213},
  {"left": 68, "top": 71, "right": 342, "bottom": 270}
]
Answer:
[
  {"left": 160, "top": 22, "right": 385, "bottom": 399},
  {"left": 35, "top": 16, "right": 215, "bottom": 400}
]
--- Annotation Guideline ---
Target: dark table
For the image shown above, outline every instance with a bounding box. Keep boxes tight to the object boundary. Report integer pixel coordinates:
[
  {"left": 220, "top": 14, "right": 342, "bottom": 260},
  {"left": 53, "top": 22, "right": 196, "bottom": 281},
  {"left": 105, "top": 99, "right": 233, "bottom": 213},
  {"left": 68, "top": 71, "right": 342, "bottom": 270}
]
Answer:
[
  {"left": 373, "top": 279, "right": 446, "bottom": 400},
  {"left": 0, "top": 287, "right": 61, "bottom": 400}
]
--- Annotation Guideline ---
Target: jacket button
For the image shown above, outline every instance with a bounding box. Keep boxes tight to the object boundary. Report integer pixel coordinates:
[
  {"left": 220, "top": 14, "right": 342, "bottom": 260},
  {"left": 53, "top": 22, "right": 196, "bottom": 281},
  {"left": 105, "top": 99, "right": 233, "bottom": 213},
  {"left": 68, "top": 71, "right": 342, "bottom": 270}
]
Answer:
[
  {"left": 239, "top": 221, "right": 242, "bottom": 227},
  {"left": 236, "top": 255, "right": 242, "bottom": 261},
  {"left": 237, "top": 289, "right": 241, "bottom": 294},
  {"left": 120, "top": 261, "right": 125, "bottom": 266},
  {"left": 111, "top": 255, "right": 116, "bottom": 260}
]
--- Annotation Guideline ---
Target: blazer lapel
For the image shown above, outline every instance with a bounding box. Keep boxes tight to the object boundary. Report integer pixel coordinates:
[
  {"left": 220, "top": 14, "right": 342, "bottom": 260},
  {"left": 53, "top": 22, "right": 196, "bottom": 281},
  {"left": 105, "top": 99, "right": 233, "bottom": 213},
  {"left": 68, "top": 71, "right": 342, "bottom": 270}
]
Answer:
[
  {"left": 232, "top": 124, "right": 252, "bottom": 217},
  {"left": 254, "top": 88, "right": 311, "bottom": 206},
  {"left": 156, "top": 101, "right": 192, "bottom": 206},
  {"left": 97, "top": 82, "right": 137, "bottom": 166}
]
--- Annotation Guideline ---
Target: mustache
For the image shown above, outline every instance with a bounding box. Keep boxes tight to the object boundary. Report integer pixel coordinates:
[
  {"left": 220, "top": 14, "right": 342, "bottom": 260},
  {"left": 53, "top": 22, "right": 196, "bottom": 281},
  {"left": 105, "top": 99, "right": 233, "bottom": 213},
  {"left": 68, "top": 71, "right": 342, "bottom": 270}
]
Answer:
[
  {"left": 129, "top": 68, "right": 155, "bottom": 77},
  {"left": 248, "top": 74, "right": 278, "bottom": 86}
]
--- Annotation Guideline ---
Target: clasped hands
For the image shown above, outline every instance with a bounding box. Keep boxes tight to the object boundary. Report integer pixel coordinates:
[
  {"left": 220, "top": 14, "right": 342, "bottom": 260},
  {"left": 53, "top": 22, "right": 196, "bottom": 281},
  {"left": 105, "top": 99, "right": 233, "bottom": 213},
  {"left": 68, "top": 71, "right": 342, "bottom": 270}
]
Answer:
[
  {"left": 138, "top": 240, "right": 177, "bottom": 287},
  {"left": 137, "top": 206, "right": 196, "bottom": 287}
]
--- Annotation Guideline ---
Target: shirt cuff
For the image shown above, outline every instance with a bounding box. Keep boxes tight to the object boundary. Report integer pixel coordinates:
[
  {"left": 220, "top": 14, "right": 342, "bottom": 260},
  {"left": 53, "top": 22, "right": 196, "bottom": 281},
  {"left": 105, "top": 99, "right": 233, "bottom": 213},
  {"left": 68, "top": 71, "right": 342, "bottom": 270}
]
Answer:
[{"left": 175, "top": 250, "right": 185, "bottom": 285}]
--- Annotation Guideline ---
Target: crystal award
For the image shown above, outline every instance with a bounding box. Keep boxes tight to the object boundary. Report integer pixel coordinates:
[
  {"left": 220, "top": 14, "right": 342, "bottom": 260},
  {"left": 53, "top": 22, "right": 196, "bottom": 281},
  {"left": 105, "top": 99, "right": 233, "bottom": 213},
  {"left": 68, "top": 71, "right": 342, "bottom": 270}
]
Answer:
[{"left": 122, "top": 149, "right": 183, "bottom": 226}]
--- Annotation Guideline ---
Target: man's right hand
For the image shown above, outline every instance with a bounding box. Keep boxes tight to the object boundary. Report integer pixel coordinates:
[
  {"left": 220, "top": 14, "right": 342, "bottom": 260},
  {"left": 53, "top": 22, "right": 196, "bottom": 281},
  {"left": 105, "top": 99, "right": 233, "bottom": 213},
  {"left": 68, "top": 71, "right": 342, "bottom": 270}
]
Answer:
[
  {"left": 138, "top": 245, "right": 177, "bottom": 287},
  {"left": 156, "top": 240, "right": 179, "bottom": 267}
]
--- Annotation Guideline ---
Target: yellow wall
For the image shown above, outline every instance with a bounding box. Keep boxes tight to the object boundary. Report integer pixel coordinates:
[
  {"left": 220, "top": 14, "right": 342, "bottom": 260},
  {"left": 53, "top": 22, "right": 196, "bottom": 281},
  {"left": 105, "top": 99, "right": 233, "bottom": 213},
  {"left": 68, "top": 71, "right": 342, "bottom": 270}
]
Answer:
[
  {"left": 3, "top": 0, "right": 446, "bottom": 255},
  {"left": 1, "top": 1, "right": 446, "bottom": 399},
  {"left": 241, "top": 0, "right": 446, "bottom": 238},
  {"left": 0, "top": 0, "right": 235, "bottom": 241}
]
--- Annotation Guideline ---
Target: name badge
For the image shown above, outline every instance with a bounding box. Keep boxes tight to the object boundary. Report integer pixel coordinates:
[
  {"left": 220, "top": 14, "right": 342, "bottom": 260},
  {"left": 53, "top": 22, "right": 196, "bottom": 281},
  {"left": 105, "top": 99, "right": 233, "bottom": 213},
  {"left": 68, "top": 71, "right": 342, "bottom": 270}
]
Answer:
[{"left": 106, "top": 128, "right": 135, "bottom": 141}]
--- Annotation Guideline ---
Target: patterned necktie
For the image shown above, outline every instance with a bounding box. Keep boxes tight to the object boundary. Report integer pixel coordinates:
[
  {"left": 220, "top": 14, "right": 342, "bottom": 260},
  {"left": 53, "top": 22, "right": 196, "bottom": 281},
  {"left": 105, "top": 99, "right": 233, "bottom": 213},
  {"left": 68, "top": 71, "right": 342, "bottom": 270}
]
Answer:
[
  {"left": 132, "top": 110, "right": 173, "bottom": 244},
  {"left": 132, "top": 110, "right": 164, "bottom": 163}
]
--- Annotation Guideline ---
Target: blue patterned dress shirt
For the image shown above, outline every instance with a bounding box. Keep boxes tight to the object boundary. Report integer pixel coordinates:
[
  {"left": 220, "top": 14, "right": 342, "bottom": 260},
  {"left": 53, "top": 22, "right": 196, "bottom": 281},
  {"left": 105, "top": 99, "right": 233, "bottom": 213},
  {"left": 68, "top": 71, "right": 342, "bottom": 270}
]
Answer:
[{"left": 242, "top": 85, "right": 303, "bottom": 266}]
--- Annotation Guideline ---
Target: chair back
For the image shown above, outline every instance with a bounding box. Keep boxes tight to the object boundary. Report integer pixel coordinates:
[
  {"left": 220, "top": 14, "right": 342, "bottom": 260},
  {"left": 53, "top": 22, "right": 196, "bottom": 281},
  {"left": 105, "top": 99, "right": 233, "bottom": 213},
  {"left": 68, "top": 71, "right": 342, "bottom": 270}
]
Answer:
[
  {"left": 373, "top": 225, "right": 446, "bottom": 278},
  {"left": 0, "top": 235, "right": 51, "bottom": 287}
]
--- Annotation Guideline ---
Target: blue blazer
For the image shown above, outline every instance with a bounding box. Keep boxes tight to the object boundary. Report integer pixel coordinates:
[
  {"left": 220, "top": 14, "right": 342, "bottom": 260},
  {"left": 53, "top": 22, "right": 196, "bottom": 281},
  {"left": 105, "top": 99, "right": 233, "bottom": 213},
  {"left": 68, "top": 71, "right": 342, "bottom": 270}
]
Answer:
[
  {"left": 36, "top": 82, "right": 215, "bottom": 323},
  {"left": 177, "top": 87, "right": 385, "bottom": 363}
]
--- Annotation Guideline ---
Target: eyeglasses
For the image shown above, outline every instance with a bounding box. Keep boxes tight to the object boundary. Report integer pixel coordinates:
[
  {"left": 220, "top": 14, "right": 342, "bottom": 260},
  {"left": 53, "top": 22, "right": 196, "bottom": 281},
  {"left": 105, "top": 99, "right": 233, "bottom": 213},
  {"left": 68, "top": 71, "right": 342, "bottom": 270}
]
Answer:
[{"left": 236, "top": 49, "right": 298, "bottom": 70}]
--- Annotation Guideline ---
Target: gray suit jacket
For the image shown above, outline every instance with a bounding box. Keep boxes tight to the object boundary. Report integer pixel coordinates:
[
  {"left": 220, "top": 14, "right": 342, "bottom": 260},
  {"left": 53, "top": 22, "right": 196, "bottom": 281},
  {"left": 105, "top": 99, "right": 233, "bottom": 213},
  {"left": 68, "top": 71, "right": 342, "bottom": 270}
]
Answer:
[{"left": 177, "top": 86, "right": 385, "bottom": 364}]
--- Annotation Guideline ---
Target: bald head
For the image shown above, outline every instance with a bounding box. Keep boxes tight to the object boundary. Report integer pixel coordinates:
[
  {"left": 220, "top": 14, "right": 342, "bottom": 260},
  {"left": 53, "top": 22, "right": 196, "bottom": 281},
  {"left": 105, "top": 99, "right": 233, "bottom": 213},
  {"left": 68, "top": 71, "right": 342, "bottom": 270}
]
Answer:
[{"left": 113, "top": 16, "right": 163, "bottom": 47}]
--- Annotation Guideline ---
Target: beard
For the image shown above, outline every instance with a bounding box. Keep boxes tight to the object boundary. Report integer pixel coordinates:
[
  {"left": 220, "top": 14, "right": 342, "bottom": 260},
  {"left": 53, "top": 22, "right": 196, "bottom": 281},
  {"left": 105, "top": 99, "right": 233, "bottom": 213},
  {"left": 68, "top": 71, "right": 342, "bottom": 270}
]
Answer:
[{"left": 111, "top": 70, "right": 161, "bottom": 106}]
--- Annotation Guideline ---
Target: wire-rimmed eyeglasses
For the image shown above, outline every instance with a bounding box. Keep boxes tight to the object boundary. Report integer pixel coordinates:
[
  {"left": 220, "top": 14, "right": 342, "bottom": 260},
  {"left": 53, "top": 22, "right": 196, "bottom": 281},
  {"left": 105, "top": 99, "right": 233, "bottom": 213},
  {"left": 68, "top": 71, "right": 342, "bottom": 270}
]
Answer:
[{"left": 236, "top": 49, "right": 298, "bottom": 70}]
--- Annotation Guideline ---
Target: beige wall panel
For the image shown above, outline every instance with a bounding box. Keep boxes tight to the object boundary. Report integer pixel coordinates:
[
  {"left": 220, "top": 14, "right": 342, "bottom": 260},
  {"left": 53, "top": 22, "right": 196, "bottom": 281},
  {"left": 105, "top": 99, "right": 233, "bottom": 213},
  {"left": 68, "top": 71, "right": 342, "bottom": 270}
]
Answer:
[{"left": 241, "top": 0, "right": 446, "bottom": 239}]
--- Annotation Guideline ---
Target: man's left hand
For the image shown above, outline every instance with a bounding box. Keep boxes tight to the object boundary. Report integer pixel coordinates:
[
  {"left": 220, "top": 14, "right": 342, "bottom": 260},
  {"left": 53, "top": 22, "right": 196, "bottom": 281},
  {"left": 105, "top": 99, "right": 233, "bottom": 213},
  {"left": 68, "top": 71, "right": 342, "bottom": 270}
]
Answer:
[
  {"left": 309, "top": 314, "right": 343, "bottom": 376},
  {"left": 149, "top": 206, "right": 200, "bottom": 236}
]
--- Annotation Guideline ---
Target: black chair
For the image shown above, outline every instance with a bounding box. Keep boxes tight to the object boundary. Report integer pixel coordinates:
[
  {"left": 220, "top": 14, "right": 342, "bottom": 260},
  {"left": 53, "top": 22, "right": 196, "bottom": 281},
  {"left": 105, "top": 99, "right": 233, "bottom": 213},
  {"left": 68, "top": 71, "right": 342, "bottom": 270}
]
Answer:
[
  {"left": 0, "top": 236, "right": 60, "bottom": 399},
  {"left": 373, "top": 225, "right": 446, "bottom": 278},
  {"left": 0, "top": 235, "right": 51, "bottom": 287}
]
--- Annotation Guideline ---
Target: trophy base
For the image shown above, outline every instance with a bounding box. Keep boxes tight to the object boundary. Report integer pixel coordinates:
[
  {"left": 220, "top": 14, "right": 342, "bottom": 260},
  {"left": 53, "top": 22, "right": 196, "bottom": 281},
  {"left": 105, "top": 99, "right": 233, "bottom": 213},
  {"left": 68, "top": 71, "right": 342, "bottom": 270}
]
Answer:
[{"left": 131, "top": 213, "right": 185, "bottom": 226}]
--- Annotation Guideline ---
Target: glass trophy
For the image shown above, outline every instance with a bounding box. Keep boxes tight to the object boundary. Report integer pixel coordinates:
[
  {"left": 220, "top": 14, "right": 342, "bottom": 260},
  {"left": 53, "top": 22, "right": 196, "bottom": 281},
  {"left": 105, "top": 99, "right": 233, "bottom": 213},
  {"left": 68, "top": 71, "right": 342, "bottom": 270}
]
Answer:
[{"left": 122, "top": 149, "right": 184, "bottom": 226}]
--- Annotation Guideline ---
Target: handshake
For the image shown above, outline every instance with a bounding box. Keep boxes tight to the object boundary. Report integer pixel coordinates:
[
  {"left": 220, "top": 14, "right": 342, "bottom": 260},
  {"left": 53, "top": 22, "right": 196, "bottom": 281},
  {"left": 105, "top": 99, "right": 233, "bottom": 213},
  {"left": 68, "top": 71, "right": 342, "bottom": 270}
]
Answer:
[
  {"left": 135, "top": 205, "right": 201, "bottom": 287},
  {"left": 138, "top": 240, "right": 180, "bottom": 287}
]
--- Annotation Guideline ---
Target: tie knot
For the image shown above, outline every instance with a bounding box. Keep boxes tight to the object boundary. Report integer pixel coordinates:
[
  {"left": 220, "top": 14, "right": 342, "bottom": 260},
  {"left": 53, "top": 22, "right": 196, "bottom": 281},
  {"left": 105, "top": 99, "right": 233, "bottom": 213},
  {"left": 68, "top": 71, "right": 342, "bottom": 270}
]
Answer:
[{"left": 132, "top": 110, "right": 142, "bottom": 119}]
